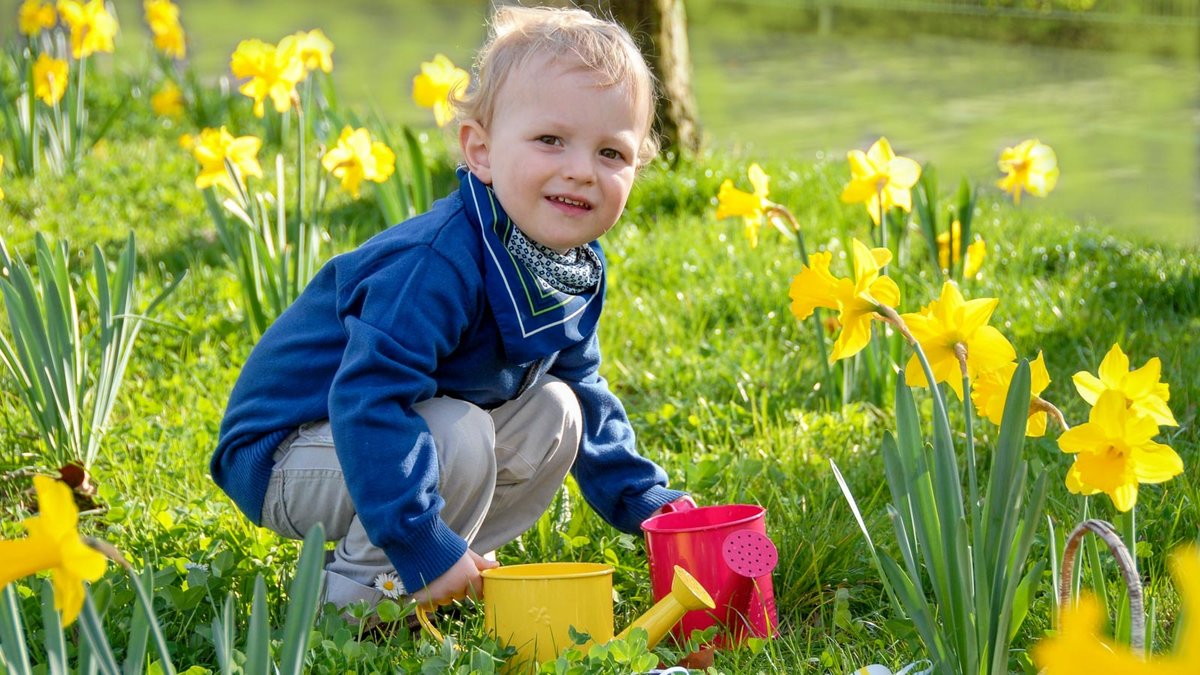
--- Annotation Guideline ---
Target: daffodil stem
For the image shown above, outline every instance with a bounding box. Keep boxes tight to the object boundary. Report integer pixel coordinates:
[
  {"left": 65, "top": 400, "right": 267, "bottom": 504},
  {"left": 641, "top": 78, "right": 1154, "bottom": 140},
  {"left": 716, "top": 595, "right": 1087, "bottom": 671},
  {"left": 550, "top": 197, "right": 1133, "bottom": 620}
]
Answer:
[
  {"left": 877, "top": 304, "right": 953, "bottom": 428},
  {"left": 1119, "top": 508, "right": 1138, "bottom": 579},
  {"left": 1119, "top": 507, "right": 1141, "bottom": 648},
  {"left": 1031, "top": 397, "right": 1070, "bottom": 431},
  {"left": 770, "top": 204, "right": 838, "bottom": 405},
  {"left": 954, "top": 344, "right": 979, "bottom": 508},
  {"left": 877, "top": 189, "right": 888, "bottom": 261}
]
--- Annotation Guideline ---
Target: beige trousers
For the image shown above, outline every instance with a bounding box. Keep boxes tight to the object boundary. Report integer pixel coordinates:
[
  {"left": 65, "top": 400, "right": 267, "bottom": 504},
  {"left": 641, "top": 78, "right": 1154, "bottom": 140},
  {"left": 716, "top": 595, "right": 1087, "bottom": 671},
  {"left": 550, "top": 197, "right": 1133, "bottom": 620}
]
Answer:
[{"left": 260, "top": 375, "right": 581, "bottom": 608}]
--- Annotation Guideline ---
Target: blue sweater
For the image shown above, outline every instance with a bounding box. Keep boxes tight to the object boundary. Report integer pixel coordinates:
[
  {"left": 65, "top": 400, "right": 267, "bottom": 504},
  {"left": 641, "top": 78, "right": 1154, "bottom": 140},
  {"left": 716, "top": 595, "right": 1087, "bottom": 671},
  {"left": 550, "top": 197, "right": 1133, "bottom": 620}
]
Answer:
[{"left": 212, "top": 169, "right": 684, "bottom": 591}]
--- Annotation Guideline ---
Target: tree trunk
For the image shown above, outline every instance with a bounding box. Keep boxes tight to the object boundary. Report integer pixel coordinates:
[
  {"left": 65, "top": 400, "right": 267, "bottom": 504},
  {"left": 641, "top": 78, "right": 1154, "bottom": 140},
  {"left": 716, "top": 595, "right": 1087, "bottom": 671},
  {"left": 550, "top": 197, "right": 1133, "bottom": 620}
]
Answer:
[{"left": 580, "top": 0, "right": 703, "bottom": 158}]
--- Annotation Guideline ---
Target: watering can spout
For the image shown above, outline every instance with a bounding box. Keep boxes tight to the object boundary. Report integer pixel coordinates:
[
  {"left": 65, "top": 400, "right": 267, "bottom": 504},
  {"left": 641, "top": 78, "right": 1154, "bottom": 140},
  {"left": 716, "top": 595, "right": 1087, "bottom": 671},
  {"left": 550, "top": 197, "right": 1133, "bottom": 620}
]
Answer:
[{"left": 618, "top": 566, "right": 715, "bottom": 648}]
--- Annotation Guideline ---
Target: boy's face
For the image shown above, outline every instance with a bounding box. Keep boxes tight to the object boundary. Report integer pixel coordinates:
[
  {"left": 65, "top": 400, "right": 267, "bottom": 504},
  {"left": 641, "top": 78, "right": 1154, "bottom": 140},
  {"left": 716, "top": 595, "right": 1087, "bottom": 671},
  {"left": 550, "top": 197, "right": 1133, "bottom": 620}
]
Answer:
[{"left": 460, "top": 55, "right": 647, "bottom": 252}]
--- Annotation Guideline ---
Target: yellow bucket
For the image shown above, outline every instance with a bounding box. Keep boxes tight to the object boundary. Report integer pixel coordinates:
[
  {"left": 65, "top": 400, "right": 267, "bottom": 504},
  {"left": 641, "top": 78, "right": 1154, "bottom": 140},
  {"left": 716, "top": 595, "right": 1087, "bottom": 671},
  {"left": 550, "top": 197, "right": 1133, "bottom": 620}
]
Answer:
[{"left": 482, "top": 562, "right": 614, "bottom": 666}]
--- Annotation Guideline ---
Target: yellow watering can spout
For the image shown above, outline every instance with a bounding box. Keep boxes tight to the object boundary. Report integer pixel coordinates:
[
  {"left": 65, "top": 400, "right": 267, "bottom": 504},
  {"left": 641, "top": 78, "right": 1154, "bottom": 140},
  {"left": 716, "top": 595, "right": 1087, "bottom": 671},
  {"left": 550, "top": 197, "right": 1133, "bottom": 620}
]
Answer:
[{"left": 618, "top": 565, "right": 715, "bottom": 648}]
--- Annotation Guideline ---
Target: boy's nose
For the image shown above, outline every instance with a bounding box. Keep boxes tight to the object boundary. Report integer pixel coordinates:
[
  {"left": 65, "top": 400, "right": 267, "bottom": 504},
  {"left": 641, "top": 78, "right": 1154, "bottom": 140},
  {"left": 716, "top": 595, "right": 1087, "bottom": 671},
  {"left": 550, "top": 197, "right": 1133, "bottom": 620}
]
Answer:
[{"left": 561, "top": 152, "right": 596, "bottom": 184}]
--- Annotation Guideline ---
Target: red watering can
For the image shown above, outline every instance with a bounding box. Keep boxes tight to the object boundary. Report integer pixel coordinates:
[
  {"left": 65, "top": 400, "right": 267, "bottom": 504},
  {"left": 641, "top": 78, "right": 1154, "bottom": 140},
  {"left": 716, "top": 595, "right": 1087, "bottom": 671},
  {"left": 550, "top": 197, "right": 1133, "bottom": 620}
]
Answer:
[{"left": 641, "top": 501, "right": 778, "bottom": 645}]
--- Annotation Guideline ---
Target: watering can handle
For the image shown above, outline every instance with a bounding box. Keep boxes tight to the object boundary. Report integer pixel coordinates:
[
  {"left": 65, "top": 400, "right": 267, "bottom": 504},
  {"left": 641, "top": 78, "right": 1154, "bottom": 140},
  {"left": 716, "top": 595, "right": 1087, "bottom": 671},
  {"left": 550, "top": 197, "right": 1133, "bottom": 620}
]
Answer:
[
  {"left": 415, "top": 604, "right": 444, "bottom": 643},
  {"left": 659, "top": 495, "right": 697, "bottom": 514}
]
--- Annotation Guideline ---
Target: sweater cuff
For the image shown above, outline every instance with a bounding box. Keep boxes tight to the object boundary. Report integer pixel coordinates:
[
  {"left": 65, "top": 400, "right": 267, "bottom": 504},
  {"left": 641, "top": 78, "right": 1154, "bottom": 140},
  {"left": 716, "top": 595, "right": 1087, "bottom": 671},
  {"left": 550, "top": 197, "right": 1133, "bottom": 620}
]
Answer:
[
  {"left": 625, "top": 485, "right": 688, "bottom": 532},
  {"left": 382, "top": 517, "right": 469, "bottom": 593}
]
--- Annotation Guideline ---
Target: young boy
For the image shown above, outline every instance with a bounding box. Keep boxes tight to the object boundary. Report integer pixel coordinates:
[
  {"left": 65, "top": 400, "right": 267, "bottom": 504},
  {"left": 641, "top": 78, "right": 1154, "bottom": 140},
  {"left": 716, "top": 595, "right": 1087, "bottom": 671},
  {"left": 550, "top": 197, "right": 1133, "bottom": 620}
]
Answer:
[{"left": 211, "top": 5, "right": 691, "bottom": 613}]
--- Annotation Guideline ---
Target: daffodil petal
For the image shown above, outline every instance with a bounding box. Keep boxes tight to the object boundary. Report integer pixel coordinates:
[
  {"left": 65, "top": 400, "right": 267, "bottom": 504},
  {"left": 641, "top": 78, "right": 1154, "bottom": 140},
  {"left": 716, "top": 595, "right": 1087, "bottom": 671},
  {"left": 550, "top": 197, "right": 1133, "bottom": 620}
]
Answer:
[
  {"left": 840, "top": 178, "right": 878, "bottom": 205},
  {"left": 52, "top": 569, "right": 87, "bottom": 626},
  {"left": 887, "top": 156, "right": 922, "bottom": 189},
  {"left": 1132, "top": 443, "right": 1184, "bottom": 483},
  {"left": 1133, "top": 396, "right": 1178, "bottom": 427},
  {"left": 958, "top": 297, "right": 999, "bottom": 335},
  {"left": 1096, "top": 344, "right": 1130, "bottom": 387},
  {"left": 830, "top": 313, "right": 872, "bottom": 362},
  {"left": 866, "top": 137, "right": 895, "bottom": 166},
  {"left": 33, "top": 476, "right": 78, "bottom": 536},
  {"left": 748, "top": 163, "right": 770, "bottom": 198},
  {"left": 1027, "top": 411, "right": 1047, "bottom": 438},
  {"left": 1110, "top": 481, "right": 1138, "bottom": 512},
  {"left": 966, "top": 326, "right": 1016, "bottom": 375},
  {"left": 1072, "top": 371, "right": 1104, "bottom": 405},
  {"left": 867, "top": 274, "right": 900, "bottom": 308},
  {"left": 1057, "top": 423, "right": 1111, "bottom": 455},
  {"left": 1123, "top": 357, "right": 1161, "bottom": 399},
  {"left": 1029, "top": 352, "right": 1051, "bottom": 394},
  {"left": 850, "top": 239, "right": 880, "bottom": 286},
  {"left": 1169, "top": 546, "right": 1200, "bottom": 664}
]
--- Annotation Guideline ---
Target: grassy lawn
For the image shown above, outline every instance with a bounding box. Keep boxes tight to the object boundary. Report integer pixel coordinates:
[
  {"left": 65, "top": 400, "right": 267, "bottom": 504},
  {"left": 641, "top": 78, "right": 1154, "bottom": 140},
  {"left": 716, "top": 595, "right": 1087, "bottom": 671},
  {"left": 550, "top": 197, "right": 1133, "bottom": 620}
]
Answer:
[{"left": 1, "top": 7, "right": 1198, "bottom": 675}]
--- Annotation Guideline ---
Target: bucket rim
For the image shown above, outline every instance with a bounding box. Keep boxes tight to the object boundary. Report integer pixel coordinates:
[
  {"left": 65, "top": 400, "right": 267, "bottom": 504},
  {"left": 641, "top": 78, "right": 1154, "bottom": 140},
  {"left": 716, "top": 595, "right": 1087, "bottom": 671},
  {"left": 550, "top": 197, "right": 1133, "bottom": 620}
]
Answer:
[
  {"left": 641, "top": 503, "right": 767, "bottom": 534},
  {"left": 481, "top": 562, "right": 613, "bottom": 581}
]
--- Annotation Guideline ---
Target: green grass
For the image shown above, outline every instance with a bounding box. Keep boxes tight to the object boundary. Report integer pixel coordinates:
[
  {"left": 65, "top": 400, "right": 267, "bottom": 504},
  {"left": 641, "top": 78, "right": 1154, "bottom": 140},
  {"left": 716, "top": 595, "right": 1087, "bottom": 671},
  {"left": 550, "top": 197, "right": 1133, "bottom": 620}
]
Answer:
[{"left": 1, "top": 58, "right": 1198, "bottom": 675}]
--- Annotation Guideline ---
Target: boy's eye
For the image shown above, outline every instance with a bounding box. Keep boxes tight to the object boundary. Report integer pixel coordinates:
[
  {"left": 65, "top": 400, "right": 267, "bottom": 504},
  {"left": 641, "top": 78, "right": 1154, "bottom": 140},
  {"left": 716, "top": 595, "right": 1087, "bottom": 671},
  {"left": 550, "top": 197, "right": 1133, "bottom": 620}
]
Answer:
[
  {"left": 537, "top": 135, "right": 562, "bottom": 146},
  {"left": 600, "top": 148, "right": 625, "bottom": 161}
]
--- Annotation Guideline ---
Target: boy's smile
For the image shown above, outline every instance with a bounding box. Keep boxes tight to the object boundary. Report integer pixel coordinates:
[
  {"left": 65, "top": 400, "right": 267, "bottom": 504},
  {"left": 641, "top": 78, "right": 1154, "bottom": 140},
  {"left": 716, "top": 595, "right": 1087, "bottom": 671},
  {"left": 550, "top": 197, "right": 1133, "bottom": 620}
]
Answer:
[{"left": 460, "top": 54, "right": 648, "bottom": 252}]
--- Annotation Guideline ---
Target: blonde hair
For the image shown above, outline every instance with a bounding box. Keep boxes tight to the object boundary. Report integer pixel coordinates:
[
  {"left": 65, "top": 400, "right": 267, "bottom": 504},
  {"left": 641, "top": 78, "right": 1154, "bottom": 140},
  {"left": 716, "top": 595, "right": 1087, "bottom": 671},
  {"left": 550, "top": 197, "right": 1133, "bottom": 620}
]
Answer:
[{"left": 453, "top": 5, "right": 660, "bottom": 164}]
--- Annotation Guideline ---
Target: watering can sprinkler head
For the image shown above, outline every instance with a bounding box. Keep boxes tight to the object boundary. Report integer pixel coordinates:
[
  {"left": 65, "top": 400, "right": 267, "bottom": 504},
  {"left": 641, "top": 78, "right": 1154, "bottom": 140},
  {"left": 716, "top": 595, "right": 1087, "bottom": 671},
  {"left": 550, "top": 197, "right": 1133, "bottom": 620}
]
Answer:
[{"left": 617, "top": 565, "right": 715, "bottom": 648}]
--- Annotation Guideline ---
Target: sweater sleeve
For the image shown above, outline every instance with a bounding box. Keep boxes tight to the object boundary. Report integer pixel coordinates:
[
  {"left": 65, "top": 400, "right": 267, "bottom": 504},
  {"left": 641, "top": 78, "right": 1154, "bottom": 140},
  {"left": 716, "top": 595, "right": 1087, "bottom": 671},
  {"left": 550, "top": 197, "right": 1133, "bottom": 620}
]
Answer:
[
  {"left": 550, "top": 331, "right": 686, "bottom": 533},
  {"left": 328, "top": 247, "right": 474, "bottom": 592}
]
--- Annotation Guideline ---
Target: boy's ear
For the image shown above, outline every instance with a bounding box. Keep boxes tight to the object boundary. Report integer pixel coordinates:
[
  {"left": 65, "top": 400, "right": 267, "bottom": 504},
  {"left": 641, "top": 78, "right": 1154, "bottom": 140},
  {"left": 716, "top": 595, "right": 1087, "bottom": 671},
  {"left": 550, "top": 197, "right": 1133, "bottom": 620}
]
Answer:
[{"left": 459, "top": 120, "right": 492, "bottom": 184}]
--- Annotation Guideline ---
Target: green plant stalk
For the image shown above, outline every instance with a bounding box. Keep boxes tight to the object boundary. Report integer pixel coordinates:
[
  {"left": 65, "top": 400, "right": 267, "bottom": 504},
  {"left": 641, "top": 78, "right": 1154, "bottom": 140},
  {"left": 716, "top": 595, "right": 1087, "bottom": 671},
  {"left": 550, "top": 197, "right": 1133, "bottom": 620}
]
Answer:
[
  {"left": 0, "top": 233, "right": 181, "bottom": 470},
  {"left": 864, "top": 307, "right": 1046, "bottom": 674}
]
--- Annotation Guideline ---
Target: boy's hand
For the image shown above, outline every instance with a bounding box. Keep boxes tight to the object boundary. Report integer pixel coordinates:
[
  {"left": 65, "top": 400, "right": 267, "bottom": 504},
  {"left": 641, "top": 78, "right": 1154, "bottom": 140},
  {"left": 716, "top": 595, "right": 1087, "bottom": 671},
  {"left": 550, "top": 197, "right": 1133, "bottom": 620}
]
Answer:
[{"left": 412, "top": 549, "right": 499, "bottom": 609}]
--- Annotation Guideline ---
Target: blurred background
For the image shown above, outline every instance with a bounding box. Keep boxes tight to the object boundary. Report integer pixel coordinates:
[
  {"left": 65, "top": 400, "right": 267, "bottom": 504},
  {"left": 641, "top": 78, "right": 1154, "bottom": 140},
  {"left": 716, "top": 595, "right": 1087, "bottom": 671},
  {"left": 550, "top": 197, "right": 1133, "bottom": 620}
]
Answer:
[{"left": 2, "top": 0, "right": 1197, "bottom": 244}]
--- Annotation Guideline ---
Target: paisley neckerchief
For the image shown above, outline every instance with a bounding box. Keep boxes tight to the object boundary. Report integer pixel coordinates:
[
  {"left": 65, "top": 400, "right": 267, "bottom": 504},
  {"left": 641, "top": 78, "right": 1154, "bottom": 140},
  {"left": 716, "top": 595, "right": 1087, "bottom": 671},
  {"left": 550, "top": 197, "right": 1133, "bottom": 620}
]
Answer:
[{"left": 459, "top": 168, "right": 605, "bottom": 364}]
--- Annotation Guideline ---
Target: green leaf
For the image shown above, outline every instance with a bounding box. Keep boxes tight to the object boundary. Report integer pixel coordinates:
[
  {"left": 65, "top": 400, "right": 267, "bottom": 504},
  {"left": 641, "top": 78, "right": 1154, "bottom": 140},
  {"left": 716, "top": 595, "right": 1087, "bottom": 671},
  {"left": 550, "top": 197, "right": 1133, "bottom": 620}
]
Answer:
[
  {"left": 278, "top": 524, "right": 327, "bottom": 675},
  {"left": 913, "top": 165, "right": 941, "bottom": 272},
  {"left": 77, "top": 593, "right": 120, "bottom": 675},
  {"left": 244, "top": 576, "right": 271, "bottom": 675},
  {"left": 1008, "top": 561, "right": 1046, "bottom": 642},
  {"left": 38, "top": 581, "right": 67, "bottom": 675},
  {"left": 211, "top": 593, "right": 236, "bottom": 675},
  {"left": 0, "top": 584, "right": 33, "bottom": 675}
]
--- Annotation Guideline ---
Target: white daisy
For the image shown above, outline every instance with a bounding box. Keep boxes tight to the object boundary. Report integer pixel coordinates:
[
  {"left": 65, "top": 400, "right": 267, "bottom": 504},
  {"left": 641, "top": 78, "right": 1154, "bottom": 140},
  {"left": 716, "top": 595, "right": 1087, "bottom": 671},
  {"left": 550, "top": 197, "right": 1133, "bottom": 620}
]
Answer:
[{"left": 373, "top": 572, "right": 403, "bottom": 599}]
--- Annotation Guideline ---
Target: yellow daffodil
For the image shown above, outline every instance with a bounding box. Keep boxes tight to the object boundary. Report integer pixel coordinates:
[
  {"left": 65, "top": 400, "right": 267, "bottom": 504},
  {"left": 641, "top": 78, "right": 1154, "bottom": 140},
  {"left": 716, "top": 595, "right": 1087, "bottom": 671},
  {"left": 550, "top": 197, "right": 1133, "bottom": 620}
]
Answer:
[
  {"left": 321, "top": 126, "right": 396, "bottom": 198},
  {"left": 57, "top": 0, "right": 118, "bottom": 59},
  {"left": 150, "top": 81, "right": 184, "bottom": 118},
  {"left": 0, "top": 476, "right": 108, "bottom": 626},
  {"left": 1034, "top": 546, "right": 1200, "bottom": 675},
  {"left": 1073, "top": 343, "right": 1176, "bottom": 426},
  {"left": 936, "top": 220, "right": 986, "bottom": 278},
  {"left": 281, "top": 29, "right": 334, "bottom": 74},
  {"left": 1058, "top": 390, "right": 1182, "bottom": 512},
  {"left": 142, "top": 0, "right": 177, "bottom": 32},
  {"left": 412, "top": 54, "right": 468, "bottom": 127},
  {"left": 33, "top": 53, "right": 69, "bottom": 106},
  {"left": 901, "top": 281, "right": 1016, "bottom": 400},
  {"left": 790, "top": 238, "right": 901, "bottom": 362},
  {"left": 716, "top": 164, "right": 772, "bottom": 248},
  {"left": 19, "top": 0, "right": 57, "bottom": 36},
  {"left": 971, "top": 352, "right": 1052, "bottom": 437},
  {"left": 0, "top": 154, "right": 5, "bottom": 200},
  {"left": 230, "top": 38, "right": 306, "bottom": 118},
  {"left": 997, "top": 139, "right": 1059, "bottom": 205},
  {"left": 840, "top": 137, "right": 921, "bottom": 226},
  {"left": 143, "top": 0, "right": 185, "bottom": 59},
  {"left": 191, "top": 126, "right": 263, "bottom": 194}
]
